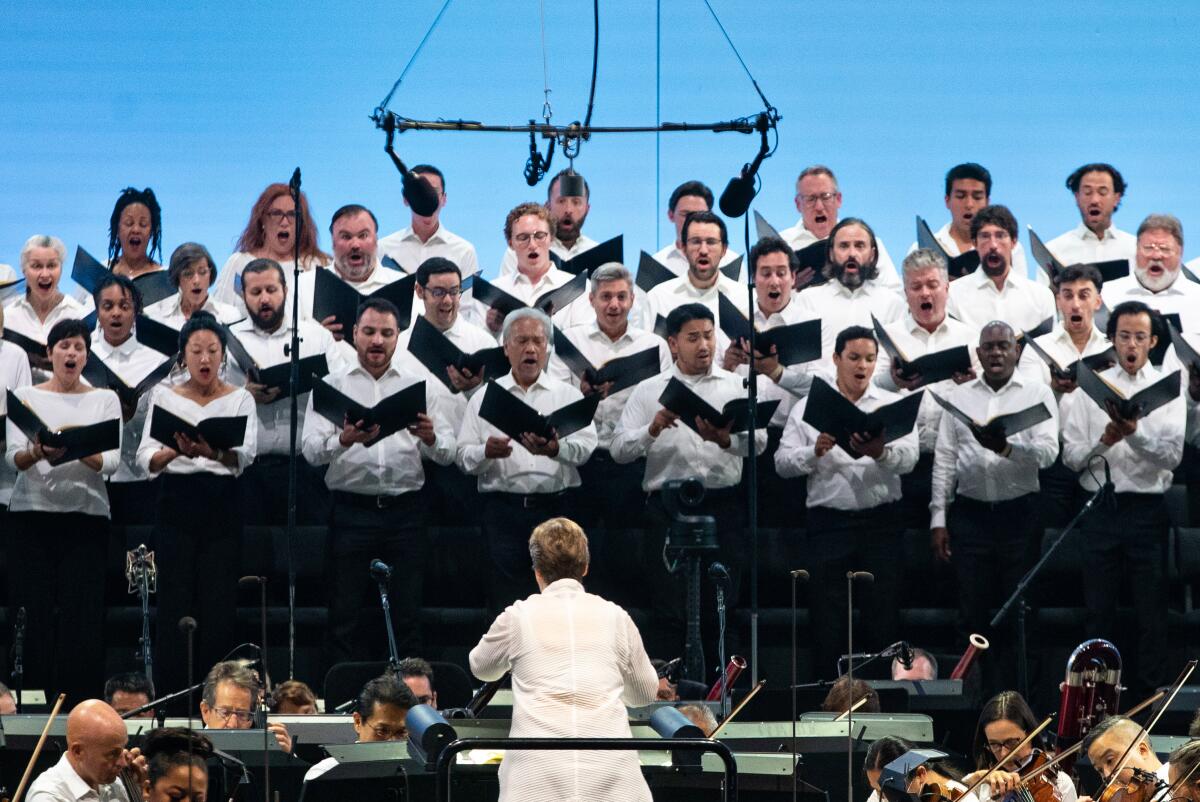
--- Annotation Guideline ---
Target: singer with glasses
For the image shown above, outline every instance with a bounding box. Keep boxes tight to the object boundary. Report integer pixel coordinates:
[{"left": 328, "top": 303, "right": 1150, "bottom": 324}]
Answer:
[
  {"left": 5, "top": 318, "right": 122, "bottom": 706},
  {"left": 499, "top": 169, "right": 597, "bottom": 277},
  {"left": 211, "top": 181, "right": 332, "bottom": 315},
  {"left": 138, "top": 313, "right": 258, "bottom": 697},
  {"left": 964, "top": 690, "right": 1077, "bottom": 802}
]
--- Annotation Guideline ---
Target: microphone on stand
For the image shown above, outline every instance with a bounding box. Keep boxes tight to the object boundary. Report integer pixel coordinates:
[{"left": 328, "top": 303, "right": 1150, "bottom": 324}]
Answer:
[
  {"left": 370, "top": 559, "right": 394, "bottom": 583},
  {"left": 789, "top": 569, "right": 810, "bottom": 802},
  {"left": 709, "top": 561, "right": 733, "bottom": 717},
  {"left": 238, "top": 576, "right": 271, "bottom": 802},
  {"left": 289, "top": 167, "right": 301, "bottom": 193},
  {"left": 708, "top": 562, "right": 731, "bottom": 586},
  {"left": 13, "top": 607, "right": 26, "bottom": 714},
  {"left": 898, "top": 641, "right": 915, "bottom": 671},
  {"left": 718, "top": 113, "right": 771, "bottom": 218},
  {"left": 381, "top": 112, "right": 440, "bottom": 217},
  {"left": 845, "top": 570, "right": 874, "bottom": 802}
]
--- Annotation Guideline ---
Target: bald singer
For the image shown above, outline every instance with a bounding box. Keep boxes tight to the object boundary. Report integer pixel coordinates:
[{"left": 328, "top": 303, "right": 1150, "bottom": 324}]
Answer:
[{"left": 26, "top": 699, "right": 148, "bottom": 802}]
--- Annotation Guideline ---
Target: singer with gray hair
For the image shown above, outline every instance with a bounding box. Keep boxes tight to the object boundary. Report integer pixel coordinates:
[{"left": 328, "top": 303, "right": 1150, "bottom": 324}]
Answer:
[{"left": 4, "top": 234, "right": 89, "bottom": 377}]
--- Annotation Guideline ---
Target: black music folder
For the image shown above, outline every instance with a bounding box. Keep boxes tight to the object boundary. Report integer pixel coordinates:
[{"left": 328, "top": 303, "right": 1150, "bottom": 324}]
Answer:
[
  {"left": 636, "top": 251, "right": 676, "bottom": 293},
  {"left": 717, "top": 293, "right": 821, "bottom": 366},
  {"left": 658, "top": 377, "right": 779, "bottom": 434},
  {"left": 1022, "top": 316, "right": 1055, "bottom": 341},
  {"left": 81, "top": 354, "right": 174, "bottom": 408},
  {"left": 380, "top": 254, "right": 406, "bottom": 273},
  {"left": 754, "top": 210, "right": 782, "bottom": 241},
  {"left": 801, "top": 377, "right": 922, "bottom": 453},
  {"left": 719, "top": 255, "right": 743, "bottom": 281},
  {"left": 71, "top": 246, "right": 176, "bottom": 306},
  {"left": 222, "top": 331, "right": 329, "bottom": 396},
  {"left": 312, "top": 269, "right": 416, "bottom": 335},
  {"left": 917, "top": 216, "right": 979, "bottom": 278},
  {"left": 552, "top": 329, "right": 663, "bottom": 395},
  {"left": 1, "top": 327, "right": 46, "bottom": 359},
  {"left": 1074, "top": 365, "right": 1181, "bottom": 420},
  {"left": 1021, "top": 334, "right": 1116, "bottom": 381},
  {"left": 134, "top": 315, "right": 181, "bottom": 357},
  {"left": 871, "top": 314, "right": 972, "bottom": 387},
  {"left": 149, "top": 405, "right": 248, "bottom": 451},
  {"left": 1149, "top": 312, "right": 1181, "bottom": 367},
  {"left": 930, "top": 392, "right": 1052, "bottom": 437},
  {"left": 794, "top": 240, "right": 831, "bottom": 285},
  {"left": 5, "top": 389, "right": 121, "bottom": 465},
  {"left": 557, "top": 235, "right": 623, "bottom": 277},
  {"left": 1027, "top": 227, "right": 1129, "bottom": 284},
  {"left": 1169, "top": 321, "right": 1200, "bottom": 372},
  {"left": 653, "top": 314, "right": 671, "bottom": 341},
  {"left": 311, "top": 377, "right": 426, "bottom": 445},
  {"left": 406, "top": 316, "right": 510, "bottom": 392},
  {"left": 478, "top": 381, "right": 601, "bottom": 441},
  {"left": 472, "top": 271, "right": 587, "bottom": 318}
]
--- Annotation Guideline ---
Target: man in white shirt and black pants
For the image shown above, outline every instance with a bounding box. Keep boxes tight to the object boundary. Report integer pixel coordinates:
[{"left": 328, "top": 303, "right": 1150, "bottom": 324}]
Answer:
[
  {"left": 775, "top": 325, "right": 919, "bottom": 678},
  {"left": 929, "top": 321, "right": 1059, "bottom": 693},
  {"left": 1062, "top": 300, "right": 1185, "bottom": 696},
  {"left": 301, "top": 298, "right": 458, "bottom": 666},
  {"left": 457, "top": 308, "right": 598, "bottom": 611},
  {"left": 610, "top": 303, "right": 767, "bottom": 670}
]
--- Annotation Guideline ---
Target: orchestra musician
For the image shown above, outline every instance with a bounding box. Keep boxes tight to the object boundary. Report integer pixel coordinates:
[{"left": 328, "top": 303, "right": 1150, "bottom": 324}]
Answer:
[
  {"left": 963, "top": 690, "right": 1077, "bottom": 802},
  {"left": 25, "top": 698, "right": 148, "bottom": 802},
  {"left": 137, "top": 312, "right": 258, "bottom": 695},
  {"left": 1167, "top": 740, "right": 1200, "bottom": 802},
  {"left": 303, "top": 674, "right": 418, "bottom": 781},
  {"left": 865, "top": 736, "right": 916, "bottom": 802},
  {"left": 6, "top": 318, "right": 122, "bottom": 705},
  {"left": 1079, "top": 715, "right": 1170, "bottom": 797},
  {"left": 882, "top": 749, "right": 979, "bottom": 802},
  {"left": 469, "top": 517, "right": 659, "bottom": 802},
  {"left": 141, "top": 728, "right": 213, "bottom": 802}
]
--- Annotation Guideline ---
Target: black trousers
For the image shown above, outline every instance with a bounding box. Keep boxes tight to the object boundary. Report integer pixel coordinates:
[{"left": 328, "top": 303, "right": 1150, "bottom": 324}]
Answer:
[
  {"left": 325, "top": 490, "right": 428, "bottom": 670},
  {"left": 643, "top": 486, "right": 746, "bottom": 682},
  {"left": 481, "top": 491, "right": 575, "bottom": 612},
  {"left": 7, "top": 511, "right": 107, "bottom": 707},
  {"left": 1080, "top": 492, "right": 1169, "bottom": 696},
  {"left": 106, "top": 480, "right": 158, "bottom": 526},
  {"left": 806, "top": 503, "right": 904, "bottom": 680},
  {"left": 575, "top": 451, "right": 648, "bottom": 607},
  {"left": 154, "top": 473, "right": 242, "bottom": 699},
  {"left": 758, "top": 427, "right": 808, "bottom": 529},
  {"left": 947, "top": 493, "right": 1042, "bottom": 695},
  {"left": 1039, "top": 455, "right": 1084, "bottom": 529},
  {"left": 899, "top": 452, "right": 934, "bottom": 531},
  {"left": 421, "top": 459, "right": 482, "bottom": 527},
  {"left": 238, "top": 454, "right": 330, "bottom": 526}
]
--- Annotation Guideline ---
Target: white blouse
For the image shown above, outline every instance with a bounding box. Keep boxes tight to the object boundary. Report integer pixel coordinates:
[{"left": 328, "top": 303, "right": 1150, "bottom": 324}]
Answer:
[
  {"left": 136, "top": 385, "right": 258, "bottom": 477},
  {"left": 0, "top": 340, "right": 34, "bottom": 505},
  {"left": 4, "top": 386, "right": 122, "bottom": 517}
]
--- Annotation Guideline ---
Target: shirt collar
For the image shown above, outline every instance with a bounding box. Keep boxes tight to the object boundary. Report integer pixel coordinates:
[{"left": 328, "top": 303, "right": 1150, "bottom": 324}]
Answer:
[
  {"left": 232, "top": 317, "right": 289, "bottom": 339},
  {"left": 973, "top": 373, "right": 1024, "bottom": 395},
  {"left": 91, "top": 330, "right": 140, "bottom": 358},
  {"left": 500, "top": 370, "right": 552, "bottom": 393},
  {"left": 543, "top": 577, "right": 584, "bottom": 594},
  {"left": 903, "top": 311, "right": 950, "bottom": 337},
  {"left": 348, "top": 360, "right": 402, "bottom": 382},
  {"left": 1073, "top": 221, "right": 1115, "bottom": 243},
  {"left": 60, "top": 753, "right": 98, "bottom": 799},
  {"left": 671, "top": 361, "right": 713, "bottom": 384},
  {"left": 16, "top": 293, "right": 78, "bottom": 316},
  {"left": 586, "top": 319, "right": 634, "bottom": 345}
]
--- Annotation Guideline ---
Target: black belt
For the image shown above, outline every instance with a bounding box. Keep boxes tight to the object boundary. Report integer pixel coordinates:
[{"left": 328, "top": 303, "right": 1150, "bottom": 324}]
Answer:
[
  {"left": 333, "top": 489, "right": 415, "bottom": 510},
  {"left": 956, "top": 493, "right": 1037, "bottom": 513},
  {"left": 490, "top": 490, "right": 568, "bottom": 510}
]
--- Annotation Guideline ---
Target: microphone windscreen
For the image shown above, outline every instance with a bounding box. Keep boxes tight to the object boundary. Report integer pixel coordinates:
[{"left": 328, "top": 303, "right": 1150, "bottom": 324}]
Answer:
[
  {"left": 178, "top": 616, "right": 198, "bottom": 633},
  {"left": 718, "top": 173, "right": 756, "bottom": 218},
  {"left": 238, "top": 576, "right": 264, "bottom": 586},
  {"left": 404, "top": 172, "right": 440, "bottom": 217},
  {"left": 790, "top": 569, "right": 810, "bottom": 581}
]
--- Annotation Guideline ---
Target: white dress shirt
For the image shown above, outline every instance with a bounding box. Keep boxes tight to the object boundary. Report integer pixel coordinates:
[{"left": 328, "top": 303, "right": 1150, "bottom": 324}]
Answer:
[
  {"left": 793, "top": 279, "right": 906, "bottom": 360},
  {"left": 395, "top": 313, "right": 498, "bottom": 390},
  {"left": 469, "top": 577, "right": 659, "bottom": 802},
  {"left": 975, "top": 752, "right": 1077, "bottom": 802},
  {"left": 379, "top": 223, "right": 480, "bottom": 276},
  {"left": 301, "top": 360, "right": 457, "bottom": 495},
  {"left": 0, "top": 263, "right": 15, "bottom": 283},
  {"left": 644, "top": 273, "right": 750, "bottom": 329},
  {"left": 547, "top": 321, "right": 673, "bottom": 449},
  {"left": 1030, "top": 325, "right": 1112, "bottom": 389},
  {"left": 136, "top": 385, "right": 258, "bottom": 477},
  {"left": 211, "top": 252, "right": 329, "bottom": 317},
  {"left": 295, "top": 261, "right": 408, "bottom": 324},
  {"left": 88, "top": 330, "right": 173, "bottom": 483},
  {"left": 775, "top": 381, "right": 919, "bottom": 510},
  {"left": 874, "top": 313, "right": 981, "bottom": 453},
  {"left": 26, "top": 752, "right": 131, "bottom": 802},
  {"left": 1061, "top": 363, "right": 1185, "bottom": 493},
  {"left": 5, "top": 386, "right": 122, "bottom": 518},
  {"left": 735, "top": 301, "right": 819, "bottom": 427},
  {"left": 1102, "top": 273, "right": 1200, "bottom": 332},
  {"left": 225, "top": 318, "right": 340, "bottom": 455},
  {"left": 3, "top": 294, "right": 91, "bottom": 380},
  {"left": 476, "top": 266, "right": 594, "bottom": 332},
  {"left": 0, "top": 340, "right": 33, "bottom": 505},
  {"left": 929, "top": 375, "right": 1060, "bottom": 528},
  {"left": 1043, "top": 223, "right": 1136, "bottom": 286},
  {"left": 457, "top": 371, "right": 598, "bottom": 493},
  {"left": 907, "top": 221, "right": 1030, "bottom": 277},
  {"left": 142, "top": 293, "right": 241, "bottom": 329},
  {"left": 778, "top": 217, "right": 902, "bottom": 289},
  {"left": 946, "top": 267, "right": 1057, "bottom": 333},
  {"left": 609, "top": 363, "right": 768, "bottom": 491},
  {"left": 651, "top": 242, "right": 743, "bottom": 281},
  {"left": 499, "top": 233, "right": 598, "bottom": 277}
]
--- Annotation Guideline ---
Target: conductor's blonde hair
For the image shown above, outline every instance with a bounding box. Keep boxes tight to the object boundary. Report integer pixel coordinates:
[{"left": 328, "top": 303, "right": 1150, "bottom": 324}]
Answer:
[{"left": 529, "top": 517, "right": 590, "bottom": 584}]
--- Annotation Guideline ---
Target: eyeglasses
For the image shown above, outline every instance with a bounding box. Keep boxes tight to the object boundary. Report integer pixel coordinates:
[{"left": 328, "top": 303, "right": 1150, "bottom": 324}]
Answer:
[
  {"left": 513, "top": 231, "right": 550, "bottom": 244},
  {"left": 987, "top": 737, "right": 1024, "bottom": 754},
  {"left": 368, "top": 724, "right": 408, "bottom": 740},
  {"left": 1138, "top": 242, "right": 1178, "bottom": 255},
  {"left": 266, "top": 210, "right": 297, "bottom": 222},
  {"left": 212, "top": 707, "right": 254, "bottom": 723},
  {"left": 686, "top": 237, "right": 723, "bottom": 248},
  {"left": 1115, "top": 332, "right": 1152, "bottom": 344},
  {"left": 426, "top": 287, "right": 462, "bottom": 299},
  {"left": 799, "top": 191, "right": 839, "bottom": 206}
]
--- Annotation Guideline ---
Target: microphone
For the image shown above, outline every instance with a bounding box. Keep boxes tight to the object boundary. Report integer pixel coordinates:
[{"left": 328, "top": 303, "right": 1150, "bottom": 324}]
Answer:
[
  {"left": 403, "top": 170, "right": 440, "bottom": 218},
  {"left": 1102, "top": 456, "right": 1115, "bottom": 505},
  {"left": 899, "top": 641, "right": 915, "bottom": 670},
  {"left": 289, "top": 167, "right": 301, "bottom": 193},
  {"left": 846, "top": 571, "right": 875, "bottom": 583},
  {"left": 370, "top": 559, "right": 393, "bottom": 582},
  {"left": 718, "top": 113, "right": 770, "bottom": 218},
  {"left": 178, "top": 616, "right": 198, "bottom": 633},
  {"left": 238, "top": 575, "right": 266, "bottom": 586},
  {"left": 790, "top": 569, "right": 810, "bottom": 581},
  {"left": 708, "top": 562, "right": 731, "bottom": 586}
]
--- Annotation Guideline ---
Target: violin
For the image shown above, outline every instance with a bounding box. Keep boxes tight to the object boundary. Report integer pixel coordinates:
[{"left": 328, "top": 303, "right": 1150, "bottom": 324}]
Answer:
[
  {"left": 1002, "top": 751, "right": 1064, "bottom": 802},
  {"left": 919, "top": 782, "right": 964, "bottom": 802},
  {"left": 1098, "top": 768, "right": 1167, "bottom": 802}
]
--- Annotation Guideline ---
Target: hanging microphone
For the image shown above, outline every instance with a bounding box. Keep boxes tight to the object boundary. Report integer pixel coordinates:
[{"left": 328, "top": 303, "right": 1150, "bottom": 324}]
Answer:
[
  {"left": 718, "top": 113, "right": 771, "bottom": 218},
  {"left": 403, "top": 170, "right": 440, "bottom": 217},
  {"left": 178, "top": 616, "right": 198, "bottom": 633},
  {"left": 289, "top": 167, "right": 301, "bottom": 193},
  {"left": 790, "top": 569, "right": 810, "bottom": 581},
  {"left": 899, "top": 641, "right": 915, "bottom": 670},
  {"left": 708, "top": 562, "right": 731, "bottom": 586},
  {"left": 370, "top": 559, "right": 393, "bottom": 581},
  {"left": 846, "top": 571, "right": 875, "bottom": 582}
]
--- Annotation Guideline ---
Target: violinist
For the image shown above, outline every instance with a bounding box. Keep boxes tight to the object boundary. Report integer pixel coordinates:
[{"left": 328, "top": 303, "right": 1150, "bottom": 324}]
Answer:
[
  {"left": 865, "top": 736, "right": 916, "bottom": 802},
  {"left": 963, "top": 691, "right": 1077, "bottom": 802},
  {"left": 1079, "top": 716, "right": 1169, "bottom": 801},
  {"left": 881, "top": 748, "right": 980, "bottom": 802},
  {"left": 1167, "top": 740, "right": 1200, "bottom": 802}
]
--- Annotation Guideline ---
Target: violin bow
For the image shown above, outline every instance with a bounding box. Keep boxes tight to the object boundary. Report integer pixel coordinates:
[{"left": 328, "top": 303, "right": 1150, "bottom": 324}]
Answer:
[
  {"left": 1098, "top": 660, "right": 1197, "bottom": 797},
  {"left": 960, "top": 715, "right": 1055, "bottom": 801},
  {"left": 1023, "top": 691, "right": 1167, "bottom": 783},
  {"left": 11, "top": 693, "right": 66, "bottom": 802}
]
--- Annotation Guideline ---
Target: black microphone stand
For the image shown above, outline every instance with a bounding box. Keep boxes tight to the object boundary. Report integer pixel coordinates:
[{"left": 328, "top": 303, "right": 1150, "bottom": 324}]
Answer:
[
  {"left": 372, "top": 563, "right": 402, "bottom": 674},
  {"left": 284, "top": 167, "right": 302, "bottom": 679},
  {"left": 714, "top": 573, "right": 729, "bottom": 718},
  {"left": 12, "top": 608, "right": 25, "bottom": 714}
]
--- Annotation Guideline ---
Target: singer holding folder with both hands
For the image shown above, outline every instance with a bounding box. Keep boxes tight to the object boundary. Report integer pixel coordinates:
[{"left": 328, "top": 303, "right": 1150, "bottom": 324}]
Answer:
[
  {"left": 5, "top": 318, "right": 122, "bottom": 706},
  {"left": 137, "top": 311, "right": 257, "bottom": 696}
]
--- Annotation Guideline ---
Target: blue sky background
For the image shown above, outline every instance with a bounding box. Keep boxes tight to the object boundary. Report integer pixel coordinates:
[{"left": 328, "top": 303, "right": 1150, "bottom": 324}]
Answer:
[{"left": 3, "top": 0, "right": 1198, "bottom": 282}]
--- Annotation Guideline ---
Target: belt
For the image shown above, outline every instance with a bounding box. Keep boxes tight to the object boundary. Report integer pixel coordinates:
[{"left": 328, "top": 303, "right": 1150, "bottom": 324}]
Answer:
[
  {"left": 956, "top": 493, "right": 1037, "bottom": 513},
  {"left": 491, "top": 490, "right": 568, "bottom": 510},
  {"left": 333, "top": 490, "right": 413, "bottom": 510}
]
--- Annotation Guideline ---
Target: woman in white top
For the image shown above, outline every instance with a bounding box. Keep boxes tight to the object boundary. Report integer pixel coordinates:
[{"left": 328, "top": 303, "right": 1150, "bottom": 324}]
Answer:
[
  {"left": 0, "top": 303, "right": 34, "bottom": 510},
  {"left": 4, "top": 318, "right": 122, "bottom": 706},
  {"left": 965, "top": 691, "right": 1077, "bottom": 802},
  {"left": 137, "top": 311, "right": 257, "bottom": 694},
  {"left": 107, "top": 187, "right": 165, "bottom": 278},
  {"left": 212, "top": 182, "right": 331, "bottom": 315},
  {"left": 3, "top": 235, "right": 89, "bottom": 376},
  {"left": 865, "top": 736, "right": 917, "bottom": 802},
  {"left": 469, "top": 517, "right": 659, "bottom": 802},
  {"left": 143, "top": 243, "right": 241, "bottom": 328}
]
